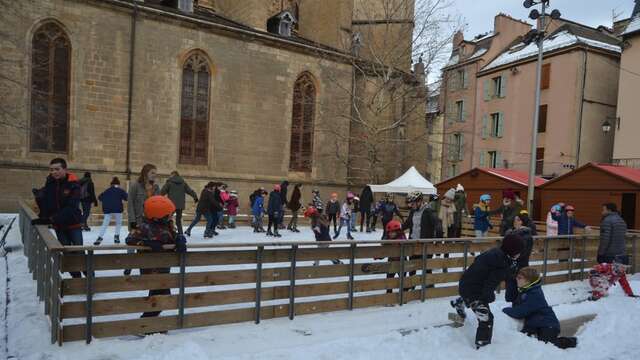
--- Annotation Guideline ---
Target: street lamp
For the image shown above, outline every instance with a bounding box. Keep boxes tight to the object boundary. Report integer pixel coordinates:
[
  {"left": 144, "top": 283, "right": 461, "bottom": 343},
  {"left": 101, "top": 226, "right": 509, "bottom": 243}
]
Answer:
[
  {"left": 602, "top": 119, "right": 612, "bottom": 134},
  {"left": 523, "top": 0, "right": 561, "bottom": 218}
]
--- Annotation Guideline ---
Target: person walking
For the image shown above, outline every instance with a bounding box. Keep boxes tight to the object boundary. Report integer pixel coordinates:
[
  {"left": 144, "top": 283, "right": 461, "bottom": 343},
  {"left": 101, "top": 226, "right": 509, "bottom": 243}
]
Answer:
[
  {"left": 326, "top": 192, "right": 341, "bottom": 235},
  {"left": 380, "top": 194, "right": 403, "bottom": 239},
  {"left": 359, "top": 186, "right": 374, "bottom": 232},
  {"left": 160, "top": 171, "right": 198, "bottom": 234},
  {"left": 185, "top": 182, "right": 217, "bottom": 237},
  {"left": 598, "top": 203, "right": 628, "bottom": 264},
  {"left": 94, "top": 177, "right": 128, "bottom": 245},
  {"left": 126, "top": 163, "right": 161, "bottom": 276},
  {"left": 490, "top": 189, "right": 522, "bottom": 236},
  {"left": 350, "top": 196, "right": 359, "bottom": 232},
  {"left": 453, "top": 184, "right": 469, "bottom": 237},
  {"left": 546, "top": 204, "right": 560, "bottom": 236},
  {"left": 217, "top": 184, "right": 229, "bottom": 229},
  {"left": 31, "top": 158, "right": 84, "bottom": 278},
  {"left": 551, "top": 204, "right": 588, "bottom": 235},
  {"left": 252, "top": 189, "right": 267, "bottom": 233},
  {"left": 279, "top": 181, "right": 289, "bottom": 229},
  {"left": 266, "top": 185, "right": 283, "bottom": 237},
  {"left": 334, "top": 192, "right": 355, "bottom": 240},
  {"left": 439, "top": 189, "right": 457, "bottom": 238},
  {"left": 79, "top": 171, "right": 98, "bottom": 231},
  {"left": 287, "top": 184, "right": 303, "bottom": 232},
  {"left": 473, "top": 194, "right": 492, "bottom": 238}
]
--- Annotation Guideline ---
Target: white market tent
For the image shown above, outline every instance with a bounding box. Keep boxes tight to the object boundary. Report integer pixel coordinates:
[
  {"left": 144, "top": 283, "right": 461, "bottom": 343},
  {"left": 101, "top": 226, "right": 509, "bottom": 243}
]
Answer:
[{"left": 368, "top": 166, "right": 437, "bottom": 195}]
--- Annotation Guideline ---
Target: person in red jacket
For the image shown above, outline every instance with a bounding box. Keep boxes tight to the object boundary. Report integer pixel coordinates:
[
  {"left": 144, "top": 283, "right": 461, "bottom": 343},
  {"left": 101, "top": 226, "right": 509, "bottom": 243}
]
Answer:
[{"left": 588, "top": 261, "right": 636, "bottom": 301}]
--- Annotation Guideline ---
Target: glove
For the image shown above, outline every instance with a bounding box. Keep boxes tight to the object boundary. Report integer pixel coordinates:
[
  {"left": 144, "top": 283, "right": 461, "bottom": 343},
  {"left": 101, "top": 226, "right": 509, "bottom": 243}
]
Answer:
[
  {"left": 31, "top": 217, "right": 51, "bottom": 225},
  {"left": 175, "top": 235, "right": 187, "bottom": 253}
]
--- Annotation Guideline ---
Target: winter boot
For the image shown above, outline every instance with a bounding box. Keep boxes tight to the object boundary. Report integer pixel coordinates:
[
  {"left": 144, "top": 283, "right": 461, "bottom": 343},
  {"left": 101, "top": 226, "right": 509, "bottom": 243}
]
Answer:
[
  {"left": 274, "top": 229, "right": 282, "bottom": 238},
  {"left": 93, "top": 237, "right": 103, "bottom": 246},
  {"left": 83, "top": 225, "right": 91, "bottom": 232},
  {"left": 114, "top": 235, "right": 120, "bottom": 244},
  {"left": 266, "top": 229, "right": 274, "bottom": 236},
  {"left": 124, "top": 269, "right": 132, "bottom": 276},
  {"left": 450, "top": 297, "right": 467, "bottom": 320},
  {"left": 347, "top": 234, "right": 354, "bottom": 240},
  {"left": 331, "top": 259, "right": 343, "bottom": 265},
  {"left": 293, "top": 227, "right": 300, "bottom": 233}
]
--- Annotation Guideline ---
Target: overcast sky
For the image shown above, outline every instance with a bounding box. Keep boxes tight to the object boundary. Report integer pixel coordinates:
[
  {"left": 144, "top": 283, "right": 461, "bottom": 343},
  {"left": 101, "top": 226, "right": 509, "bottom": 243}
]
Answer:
[{"left": 452, "top": 0, "right": 635, "bottom": 39}]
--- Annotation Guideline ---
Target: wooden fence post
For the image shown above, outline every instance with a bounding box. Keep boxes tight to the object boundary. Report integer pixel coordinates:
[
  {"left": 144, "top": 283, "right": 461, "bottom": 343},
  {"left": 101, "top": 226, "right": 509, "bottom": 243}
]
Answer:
[
  {"left": 255, "top": 246, "right": 264, "bottom": 324},
  {"left": 542, "top": 238, "right": 549, "bottom": 284},
  {"left": 85, "top": 250, "right": 94, "bottom": 344},
  {"left": 288, "top": 245, "right": 297, "bottom": 320},
  {"left": 348, "top": 243, "right": 356, "bottom": 310},
  {"left": 420, "top": 242, "right": 427, "bottom": 302},
  {"left": 177, "top": 252, "right": 187, "bottom": 329},
  {"left": 399, "top": 243, "right": 405, "bottom": 306}
]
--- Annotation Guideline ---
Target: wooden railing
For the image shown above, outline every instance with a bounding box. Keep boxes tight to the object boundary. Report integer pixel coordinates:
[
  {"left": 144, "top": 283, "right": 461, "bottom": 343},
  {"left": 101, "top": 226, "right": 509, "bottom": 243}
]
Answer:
[{"left": 17, "top": 201, "right": 639, "bottom": 345}]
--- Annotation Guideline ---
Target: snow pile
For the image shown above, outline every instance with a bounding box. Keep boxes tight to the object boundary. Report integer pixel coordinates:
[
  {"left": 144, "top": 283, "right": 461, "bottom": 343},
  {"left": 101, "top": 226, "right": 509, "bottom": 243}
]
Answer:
[
  {"left": 483, "top": 30, "right": 621, "bottom": 71},
  {"left": 3, "top": 217, "right": 640, "bottom": 360}
]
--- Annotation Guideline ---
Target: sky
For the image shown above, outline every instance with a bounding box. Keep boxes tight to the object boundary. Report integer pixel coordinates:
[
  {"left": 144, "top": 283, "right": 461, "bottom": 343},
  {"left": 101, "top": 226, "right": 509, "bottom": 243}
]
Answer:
[{"left": 452, "top": 0, "right": 634, "bottom": 40}]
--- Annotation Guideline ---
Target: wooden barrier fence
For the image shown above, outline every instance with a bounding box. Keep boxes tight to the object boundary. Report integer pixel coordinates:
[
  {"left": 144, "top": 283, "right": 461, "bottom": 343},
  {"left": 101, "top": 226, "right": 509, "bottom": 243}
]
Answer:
[{"left": 17, "top": 201, "right": 639, "bottom": 345}]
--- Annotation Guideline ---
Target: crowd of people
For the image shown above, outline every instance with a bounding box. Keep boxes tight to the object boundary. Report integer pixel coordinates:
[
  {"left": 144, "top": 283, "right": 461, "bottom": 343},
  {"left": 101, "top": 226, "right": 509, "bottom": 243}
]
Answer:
[{"left": 29, "top": 158, "right": 636, "bottom": 338}]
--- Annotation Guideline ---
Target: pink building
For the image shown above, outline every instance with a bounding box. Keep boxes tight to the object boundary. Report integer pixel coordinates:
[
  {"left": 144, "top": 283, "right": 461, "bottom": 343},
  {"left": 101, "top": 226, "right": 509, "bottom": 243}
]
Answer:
[{"left": 441, "top": 16, "right": 621, "bottom": 180}]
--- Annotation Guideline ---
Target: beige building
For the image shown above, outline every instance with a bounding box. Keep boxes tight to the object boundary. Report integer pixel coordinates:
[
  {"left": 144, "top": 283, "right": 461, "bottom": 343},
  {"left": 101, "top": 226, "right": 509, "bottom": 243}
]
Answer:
[
  {"left": 426, "top": 93, "right": 443, "bottom": 184},
  {"left": 0, "top": 0, "right": 426, "bottom": 211},
  {"left": 614, "top": 4, "right": 640, "bottom": 168},
  {"left": 440, "top": 15, "right": 621, "bottom": 180}
]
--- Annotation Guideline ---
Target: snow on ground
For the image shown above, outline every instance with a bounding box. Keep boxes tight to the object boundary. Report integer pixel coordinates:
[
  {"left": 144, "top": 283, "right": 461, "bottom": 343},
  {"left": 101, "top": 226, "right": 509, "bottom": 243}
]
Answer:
[{"left": 3, "top": 215, "right": 640, "bottom": 360}]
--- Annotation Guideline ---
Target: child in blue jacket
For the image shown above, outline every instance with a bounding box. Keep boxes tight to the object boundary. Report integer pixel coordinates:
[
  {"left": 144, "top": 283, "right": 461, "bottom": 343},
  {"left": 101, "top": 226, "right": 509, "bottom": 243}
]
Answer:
[
  {"left": 252, "top": 190, "right": 266, "bottom": 233},
  {"left": 503, "top": 267, "right": 577, "bottom": 349}
]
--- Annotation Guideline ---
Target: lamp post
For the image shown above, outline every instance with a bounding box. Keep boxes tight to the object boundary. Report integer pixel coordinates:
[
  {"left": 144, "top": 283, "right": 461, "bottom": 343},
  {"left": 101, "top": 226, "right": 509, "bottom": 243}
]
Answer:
[{"left": 523, "top": 0, "right": 561, "bottom": 216}]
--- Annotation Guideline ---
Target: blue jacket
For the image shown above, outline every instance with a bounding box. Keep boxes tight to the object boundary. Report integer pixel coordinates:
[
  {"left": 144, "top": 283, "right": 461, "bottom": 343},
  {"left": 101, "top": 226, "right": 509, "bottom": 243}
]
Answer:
[
  {"left": 552, "top": 211, "right": 586, "bottom": 235},
  {"left": 252, "top": 196, "right": 264, "bottom": 216},
  {"left": 98, "top": 186, "right": 128, "bottom": 214},
  {"left": 473, "top": 204, "right": 492, "bottom": 232},
  {"left": 267, "top": 190, "right": 282, "bottom": 215},
  {"left": 503, "top": 280, "right": 560, "bottom": 331}
]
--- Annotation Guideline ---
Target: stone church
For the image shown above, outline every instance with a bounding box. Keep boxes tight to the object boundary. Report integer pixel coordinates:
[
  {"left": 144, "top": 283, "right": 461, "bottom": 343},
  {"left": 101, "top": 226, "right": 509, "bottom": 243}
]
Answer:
[{"left": 0, "top": 0, "right": 426, "bottom": 212}]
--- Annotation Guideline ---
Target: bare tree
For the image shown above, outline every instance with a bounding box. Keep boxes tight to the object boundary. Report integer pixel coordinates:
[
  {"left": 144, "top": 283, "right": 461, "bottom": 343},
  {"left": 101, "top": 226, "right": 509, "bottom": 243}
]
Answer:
[{"left": 313, "top": 0, "right": 461, "bottom": 185}]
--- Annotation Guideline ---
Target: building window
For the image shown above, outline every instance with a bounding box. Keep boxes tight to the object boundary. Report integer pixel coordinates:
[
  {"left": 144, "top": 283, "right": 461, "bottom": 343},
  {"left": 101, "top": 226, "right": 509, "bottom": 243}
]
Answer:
[
  {"left": 289, "top": 73, "right": 316, "bottom": 172},
  {"left": 30, "top": 22, "right": 71, "bottom": 153},
  {"left": 536, "top": 147, "right": 545, "bottom": 175},
  {"left": 488, "top": 151, "right": 498, "bottom": 168},
  {"left": 179, "top": 52, "right": 211, "bottom": 165},
  {"left": 455, "top": 100, "right": 465, "bottom": 122},
  {"left": 447, "top": 132, "right": 464, "bottom": 162},
  {"left": 492, "top": 76, "right": 503, "bottom": 97},
  {"left": 538, "top": 104, "right": 547, "bottom": 133},
  {"left": 427, "top": 144, "right": 433, "bottom": 160},
  {"left": 457, "top": 69, "right": 467, "bottom": 89},
  {"left": 490, "top": 113, "right": 504, "bottom": 137},
  {"left": 541, "top": 64, "right": 551, "bottom": 90}
]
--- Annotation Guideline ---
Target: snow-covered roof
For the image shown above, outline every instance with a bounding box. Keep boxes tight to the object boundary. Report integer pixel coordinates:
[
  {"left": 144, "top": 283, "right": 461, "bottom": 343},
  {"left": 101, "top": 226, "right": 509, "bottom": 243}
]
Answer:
[
  {"left": 445, "top": 47, "right": 488, "bottom": 68},
  {"left": 623, "top": 15, "right": 640, "bottom": 37},
  {"left": 470, "top": 31, "right": 495, "bottom": 43},
  {"left": 369, "top": 166, "right": 436, "bottom": 194},
  {"left": 483, "top": 27, "right": 621, "bottom": 72},
  {"left": 445, "top": 54, "right": 459, "bottom": 67}
]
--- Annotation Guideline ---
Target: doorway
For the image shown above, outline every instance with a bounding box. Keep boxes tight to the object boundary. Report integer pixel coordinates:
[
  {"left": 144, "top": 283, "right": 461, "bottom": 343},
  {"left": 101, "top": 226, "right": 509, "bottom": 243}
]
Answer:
[{"left": 621, "top": 193, "right": 636, "bottom": 229}]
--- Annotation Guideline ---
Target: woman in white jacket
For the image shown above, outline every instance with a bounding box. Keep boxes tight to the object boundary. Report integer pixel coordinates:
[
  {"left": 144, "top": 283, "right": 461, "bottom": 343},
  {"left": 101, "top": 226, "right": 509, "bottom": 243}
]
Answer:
[{"left": 546, "top": 204, "right": 561, "bottom": 236}]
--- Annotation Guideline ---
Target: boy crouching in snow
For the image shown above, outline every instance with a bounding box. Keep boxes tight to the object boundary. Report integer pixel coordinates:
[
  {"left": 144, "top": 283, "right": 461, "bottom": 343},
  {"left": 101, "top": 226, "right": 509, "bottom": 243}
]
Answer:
[
  {"left": 126, "top": 196, "right": 187, "bottom": 321},
  {"left": 503, "top": 267, "right": 577, "bottom": 349}
]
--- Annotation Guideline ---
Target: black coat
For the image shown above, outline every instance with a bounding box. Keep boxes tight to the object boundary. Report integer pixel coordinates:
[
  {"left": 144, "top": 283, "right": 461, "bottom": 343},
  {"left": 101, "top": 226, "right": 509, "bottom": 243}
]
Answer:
[
  {"left": 35, "top": 173, "right": 83, "bottom": 229},
  {"left": 508, "top": 227, "right": 534, "bottom": 268},
  {"left": 403, "top": 206, "right": 437, "bottom": 239},
  {"left": 504, "top": 281, "right": 560, "bottom": 331},
  {"left": 459, "top": 247, "right": 517, "bottom": 304},
  {"left": 79, "top": 176, "right": 98, "bottom": 204},
  {"left": 359, "top": 186, "right": 374, "bottom": 211},
  {"left": 288, "top": 186, "right": 302, "bottom": 211},
  {"left": 267, "top": 190, "right": 283, "bottom": 215},
  {"left": 280, "top": 181, "right": 289, "bottom": 206},
  {"left": 197, "top": 189, "right": 215, "bottom": 214},
  {"left": 212, "top": 188, "right": 223, "bottom": 212}
]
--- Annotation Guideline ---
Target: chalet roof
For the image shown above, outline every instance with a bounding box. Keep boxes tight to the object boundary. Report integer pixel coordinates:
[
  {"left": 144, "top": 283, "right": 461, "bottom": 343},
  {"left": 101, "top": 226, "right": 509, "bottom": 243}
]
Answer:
[
  {"left": 482, "top": 168, "right": 547, "bottom": 187},
  {"left": 539, "top": 163, "right": 640, "bottom": 188}
]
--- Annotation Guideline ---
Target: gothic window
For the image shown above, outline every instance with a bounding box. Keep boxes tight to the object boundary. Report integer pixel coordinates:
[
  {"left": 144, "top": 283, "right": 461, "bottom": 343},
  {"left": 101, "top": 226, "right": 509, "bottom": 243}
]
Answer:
[
  {"left": 30, "top": 22, "right": 71, "bottom": 153},
  {"left": 179, "top": 52, "right": 210, "bottom": 165},
  {"left": 289, "top": 73, "right": 316, "bottom": 172}
]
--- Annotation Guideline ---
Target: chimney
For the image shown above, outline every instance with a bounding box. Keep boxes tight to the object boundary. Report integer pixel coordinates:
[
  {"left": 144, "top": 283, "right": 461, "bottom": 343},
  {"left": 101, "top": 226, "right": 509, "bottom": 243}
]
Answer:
[
  {"left": 413, "top": 55, "right": 426, "bottom": 97},
  {"left": 453, "top": 30, "right": 464, "bottom": 48}
]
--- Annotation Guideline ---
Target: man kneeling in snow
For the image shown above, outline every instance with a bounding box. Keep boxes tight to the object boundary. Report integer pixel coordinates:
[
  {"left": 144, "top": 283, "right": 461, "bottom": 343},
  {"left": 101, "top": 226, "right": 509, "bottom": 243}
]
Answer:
[{"left": 503, "top": 267, "right": 577, "bottom": 349}]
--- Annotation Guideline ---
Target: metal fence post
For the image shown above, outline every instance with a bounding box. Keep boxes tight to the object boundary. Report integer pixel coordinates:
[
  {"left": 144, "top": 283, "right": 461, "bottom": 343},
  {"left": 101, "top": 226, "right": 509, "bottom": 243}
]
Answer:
[
  {"left": 399, "top": 244, "right": 405, "bottom": 306},
  {"left": 348, "top": 243, "right": 356, "bottom": 310},
  {"left": 255, "top": 246, "right": 264, "bottom": 324},
  {"left": 420, "top": 242, "right": 427, "bottom": 302},
  {"left": 542, "top": 237, "right": 549, "bottom": 284},
  {"left": 463, "top": 241, "right": 469, "bottom": 271},
  {"left": 85, "top": 250, "right": 94, "bottom": 344},
  {"left": 568, "top": 237, "right": 574, "bottom": 281},
  {"left": 177, "top": 252, "right": 187, "bottom": 329},
  {"left": 580, "top": 236, "right": 587, "bottom": 281},
  {"left": 288, "top": 245, "right": 297, "bottom": 320}
]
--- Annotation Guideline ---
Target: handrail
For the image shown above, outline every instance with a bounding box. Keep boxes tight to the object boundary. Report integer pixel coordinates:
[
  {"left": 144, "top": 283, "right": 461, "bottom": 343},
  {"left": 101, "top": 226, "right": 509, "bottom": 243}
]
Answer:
[{"left": 19, "top": 200, "right": 64, "bottom": 251}]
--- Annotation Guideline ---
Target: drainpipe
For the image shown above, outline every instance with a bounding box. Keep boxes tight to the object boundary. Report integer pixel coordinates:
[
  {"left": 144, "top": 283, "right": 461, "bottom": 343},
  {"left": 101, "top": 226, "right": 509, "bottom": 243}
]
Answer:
[
  {"left": 125, "top": 1, "right": 139, "bottom": 180},
  {"left": 575, "top": 49, "right": 588, "bottom": 168},
  {"left": 469, "top": 61, "right": 479, "bottom": 168}
]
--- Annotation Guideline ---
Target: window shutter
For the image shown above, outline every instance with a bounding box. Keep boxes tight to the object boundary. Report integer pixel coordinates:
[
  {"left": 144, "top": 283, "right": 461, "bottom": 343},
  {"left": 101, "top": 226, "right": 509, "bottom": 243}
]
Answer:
[
  {"left": 479, "top": 151, "right": 486, "bottom": 167},
  {"left": 500, "top": 74, "right": 507, "bottom": 98},
  {"left": 538, "top": 104, "right": 547, "bottom": 133},
  {"left": 463, "top": 70, "right": 469, "bottom": 89},
  {"left": 482, "top": 114, "right": 488, "bottom": 139},
  {"left": 460, "top": 101, "right": 466, "bottom": 122},
  {"left": 541, "top": 64, "right": 551, "bottom": 89},
  {"left": 447, "top": 134, "right": 455, "bottom": 161},
  {"left": 484, "top": 79, "right": 491, "bottom": 101},
  {"left": 458, "top": 134, "right": 465, "bottom": 161},
  {"left": 496, "top": 151, "right": 503, "bottom": 168},
  {"left": 447, "top": 101, "right": 454, "bottom": 125},
  {"left": 497, "top": 112, "right": 504, "bottom": 138}
]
